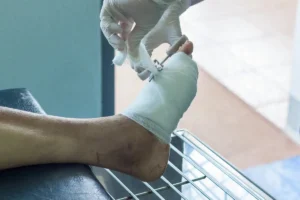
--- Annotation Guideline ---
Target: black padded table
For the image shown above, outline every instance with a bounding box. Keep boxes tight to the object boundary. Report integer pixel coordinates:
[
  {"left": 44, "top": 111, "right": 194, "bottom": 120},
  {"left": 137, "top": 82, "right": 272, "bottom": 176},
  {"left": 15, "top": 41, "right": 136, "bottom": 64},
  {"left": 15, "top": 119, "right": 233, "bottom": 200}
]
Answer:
[{"left": 0, "top": 88, "right": 112, "bottom": 200}]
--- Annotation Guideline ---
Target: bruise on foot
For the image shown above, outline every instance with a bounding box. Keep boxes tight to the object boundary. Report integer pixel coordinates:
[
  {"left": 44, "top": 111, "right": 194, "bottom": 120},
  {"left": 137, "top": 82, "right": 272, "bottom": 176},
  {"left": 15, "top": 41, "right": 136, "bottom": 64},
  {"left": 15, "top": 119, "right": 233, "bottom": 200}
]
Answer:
[{"left": 95, "top": 140, "right": 141, "bottom": 176}]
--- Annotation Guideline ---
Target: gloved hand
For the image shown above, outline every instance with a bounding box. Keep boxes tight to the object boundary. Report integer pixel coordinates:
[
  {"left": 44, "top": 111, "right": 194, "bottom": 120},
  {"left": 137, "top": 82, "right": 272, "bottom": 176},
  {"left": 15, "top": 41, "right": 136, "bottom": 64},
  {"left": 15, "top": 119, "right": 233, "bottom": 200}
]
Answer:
[{"left": 100, "top": 0, "right": 201, "bottom": 80}]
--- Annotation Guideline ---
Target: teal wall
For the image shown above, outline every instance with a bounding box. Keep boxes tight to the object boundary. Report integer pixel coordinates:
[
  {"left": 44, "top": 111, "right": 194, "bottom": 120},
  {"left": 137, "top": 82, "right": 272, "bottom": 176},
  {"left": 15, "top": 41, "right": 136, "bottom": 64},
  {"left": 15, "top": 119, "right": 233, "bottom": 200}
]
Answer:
[{"left": 0, "top": 0, "right": 102, "bottom": 118}]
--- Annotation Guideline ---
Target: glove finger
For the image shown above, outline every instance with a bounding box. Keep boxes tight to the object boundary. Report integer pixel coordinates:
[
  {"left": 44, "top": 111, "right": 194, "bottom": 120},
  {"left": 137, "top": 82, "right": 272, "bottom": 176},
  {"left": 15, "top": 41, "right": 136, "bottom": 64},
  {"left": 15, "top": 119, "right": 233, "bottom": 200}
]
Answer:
[
  {"left": 143, "top": 0, "right": 186, "bottom": 53},
  {"left": 100, "top": 3, "right": 133, "bottom": 65},
  {"left": 100, "top": 5, "right": 124, "bottom": 34},
  {"left": 166, "top": 18, "right": 183, "bottom": 46},
  {"left": 112, "top": 21, "right": 135, "bottom": 65},
  {"left": 127, "top": 25, "right": 159, "bottom": 78},
  {"left": 109, "top": 34, "right": 126, "bottom": 51},
  {"left": 127, "top": 25, "right": 155, "bottom": 72},
  {"left": 120, "top": 21, "right": 134, "bottom": 40},
  {"left": 142, "top": 28, "right": 167, "bottom": 57},
  {"left": 138, "top": 19, "right": 182, "bottom": 81},
  {"left": 127, "top": 25, "right": 154, "bottom": 58},
  {"left": 137, "top": 69, "right": 152, "bottom": 81},
  {"left": 100, "top": 18, "right": 125, "bottom": 50},
  {"left": 166, "top": 19, "right": 194, "bottom": 57}
]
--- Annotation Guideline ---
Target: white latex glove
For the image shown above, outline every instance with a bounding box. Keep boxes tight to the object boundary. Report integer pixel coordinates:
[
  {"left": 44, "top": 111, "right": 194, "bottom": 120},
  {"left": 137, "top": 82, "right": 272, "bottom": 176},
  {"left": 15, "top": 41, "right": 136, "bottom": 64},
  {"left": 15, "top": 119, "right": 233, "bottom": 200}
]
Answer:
[{"left": 100, "top": 0, "right": 200, "bottom": 80}]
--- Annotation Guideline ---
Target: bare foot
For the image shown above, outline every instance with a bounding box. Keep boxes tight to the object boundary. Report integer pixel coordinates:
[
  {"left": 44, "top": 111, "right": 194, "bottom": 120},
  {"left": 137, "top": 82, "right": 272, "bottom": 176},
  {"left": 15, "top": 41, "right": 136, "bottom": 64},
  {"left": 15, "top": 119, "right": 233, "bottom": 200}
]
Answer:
[{"left": 87, "top": 41, "right": 194, "bottom": 182}]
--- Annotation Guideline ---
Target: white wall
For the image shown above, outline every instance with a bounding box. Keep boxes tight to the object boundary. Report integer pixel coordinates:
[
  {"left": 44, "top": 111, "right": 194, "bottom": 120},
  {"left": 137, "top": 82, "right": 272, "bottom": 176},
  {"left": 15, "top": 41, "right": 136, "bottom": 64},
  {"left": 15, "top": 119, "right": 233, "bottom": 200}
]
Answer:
[
  {"left": 291, "top": 1, "right": 300, "bottom": 101},
  {"left": 287, "top": 0, "right": 300, "bottom": 143},
  {"left": 0, "top": 0, "right": 102, "bottom": 118}
]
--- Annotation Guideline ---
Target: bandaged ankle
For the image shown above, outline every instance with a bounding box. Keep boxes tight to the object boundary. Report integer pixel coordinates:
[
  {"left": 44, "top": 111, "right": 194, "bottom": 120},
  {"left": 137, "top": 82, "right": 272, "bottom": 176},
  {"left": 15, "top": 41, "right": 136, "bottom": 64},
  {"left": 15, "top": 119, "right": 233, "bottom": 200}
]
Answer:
[{"left": 122, "top": 52, "right": 198, "bottom": 144}]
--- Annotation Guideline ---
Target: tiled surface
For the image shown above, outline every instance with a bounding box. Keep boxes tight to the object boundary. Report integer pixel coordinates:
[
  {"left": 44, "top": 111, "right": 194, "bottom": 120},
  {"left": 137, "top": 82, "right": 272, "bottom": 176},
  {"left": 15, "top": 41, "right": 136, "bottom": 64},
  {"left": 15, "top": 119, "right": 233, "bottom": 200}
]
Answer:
[
  {"left": 180, "top": 0, "right": 297, "bottom": 130},
  {"left": 184, "top": 17, "right": 264, "bottom": 43},
  {"left": 192, "top": 45, "right": 252, "bottom": 80},
  {"left": 115, "top": 0, "right": 300, "bottom": 170},
  {"left": 257, "top": 101, "right": 289, "bottom": 130},
  {"left": 222, "top": 70, "right": 288, "bottom": 107},
  {"left": 244, "top": 156, "right": 300, "bottom": 200},
  {"left": 177, "top": 70, "right": 300, "bottom": 169},
  {"left": 228, "top": 35, "right": 293, "bottom": 67},
  {"left": 255, "top": 65, "right": 292, "bottom": 93}
]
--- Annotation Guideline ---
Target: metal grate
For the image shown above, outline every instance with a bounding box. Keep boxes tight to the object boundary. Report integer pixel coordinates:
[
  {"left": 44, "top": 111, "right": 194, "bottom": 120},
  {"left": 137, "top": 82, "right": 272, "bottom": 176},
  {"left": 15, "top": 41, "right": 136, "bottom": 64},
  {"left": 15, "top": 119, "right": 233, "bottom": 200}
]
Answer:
[{"left": 98, "top": 130, "right": 275, "bottom": 200}]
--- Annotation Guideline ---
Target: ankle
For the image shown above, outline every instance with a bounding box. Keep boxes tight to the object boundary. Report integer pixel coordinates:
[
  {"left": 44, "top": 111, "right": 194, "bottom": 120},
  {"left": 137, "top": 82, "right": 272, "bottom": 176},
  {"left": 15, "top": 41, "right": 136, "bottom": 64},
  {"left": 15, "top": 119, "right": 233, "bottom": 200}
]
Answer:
[
  {"left": 117, "top": 115, "right": 170, "bottom": 181},
  {"left": 80, "top": 115, "right": 170, "bottom": 181}
]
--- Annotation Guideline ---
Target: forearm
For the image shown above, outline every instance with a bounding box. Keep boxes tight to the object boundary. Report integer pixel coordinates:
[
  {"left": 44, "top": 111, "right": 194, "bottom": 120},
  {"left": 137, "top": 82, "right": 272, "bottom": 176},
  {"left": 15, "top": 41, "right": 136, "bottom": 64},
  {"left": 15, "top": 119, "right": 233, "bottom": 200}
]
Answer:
[{"left": 0, "top": 106, "right": 84, "bottom": 169}]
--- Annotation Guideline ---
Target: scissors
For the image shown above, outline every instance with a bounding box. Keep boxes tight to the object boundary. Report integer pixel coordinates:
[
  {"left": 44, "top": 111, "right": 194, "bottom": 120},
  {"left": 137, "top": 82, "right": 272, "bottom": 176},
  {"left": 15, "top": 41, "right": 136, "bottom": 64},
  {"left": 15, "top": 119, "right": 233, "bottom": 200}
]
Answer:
[{"left": 149, "top": 35, "right": 188, "bottom": 82}]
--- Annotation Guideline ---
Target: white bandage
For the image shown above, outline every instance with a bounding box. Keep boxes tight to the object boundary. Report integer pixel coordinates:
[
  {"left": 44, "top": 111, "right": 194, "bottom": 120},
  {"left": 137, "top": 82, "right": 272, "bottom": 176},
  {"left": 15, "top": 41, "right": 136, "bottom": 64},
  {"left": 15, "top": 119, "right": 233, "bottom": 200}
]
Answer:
[{"left": 122, "top": 52, "right": 198, "bottom": 144}]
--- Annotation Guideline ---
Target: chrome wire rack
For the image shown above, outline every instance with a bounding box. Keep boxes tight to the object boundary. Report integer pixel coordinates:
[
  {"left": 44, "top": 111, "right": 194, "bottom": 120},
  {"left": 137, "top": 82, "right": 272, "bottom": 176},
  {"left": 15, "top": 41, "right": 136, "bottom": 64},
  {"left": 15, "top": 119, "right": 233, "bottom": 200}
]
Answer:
[{"left": 93, "top": 130, "right": 275, "bottom": 200}]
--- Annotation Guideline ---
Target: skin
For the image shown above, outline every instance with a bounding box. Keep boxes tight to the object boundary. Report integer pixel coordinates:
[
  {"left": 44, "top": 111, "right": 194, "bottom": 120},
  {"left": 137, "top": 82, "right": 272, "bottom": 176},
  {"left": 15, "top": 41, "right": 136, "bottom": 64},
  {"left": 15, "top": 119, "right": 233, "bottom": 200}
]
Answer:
[{"left": 0, "top": 41, "right": 193, "bottom": 182}]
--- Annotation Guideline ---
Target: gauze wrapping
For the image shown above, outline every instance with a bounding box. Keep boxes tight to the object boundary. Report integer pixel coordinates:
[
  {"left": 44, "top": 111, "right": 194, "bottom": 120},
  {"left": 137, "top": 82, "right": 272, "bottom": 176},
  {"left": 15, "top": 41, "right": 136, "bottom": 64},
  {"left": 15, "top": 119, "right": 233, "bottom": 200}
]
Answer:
[{"left": 122, "top": 52, "right": 198, "bottom": 144}]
